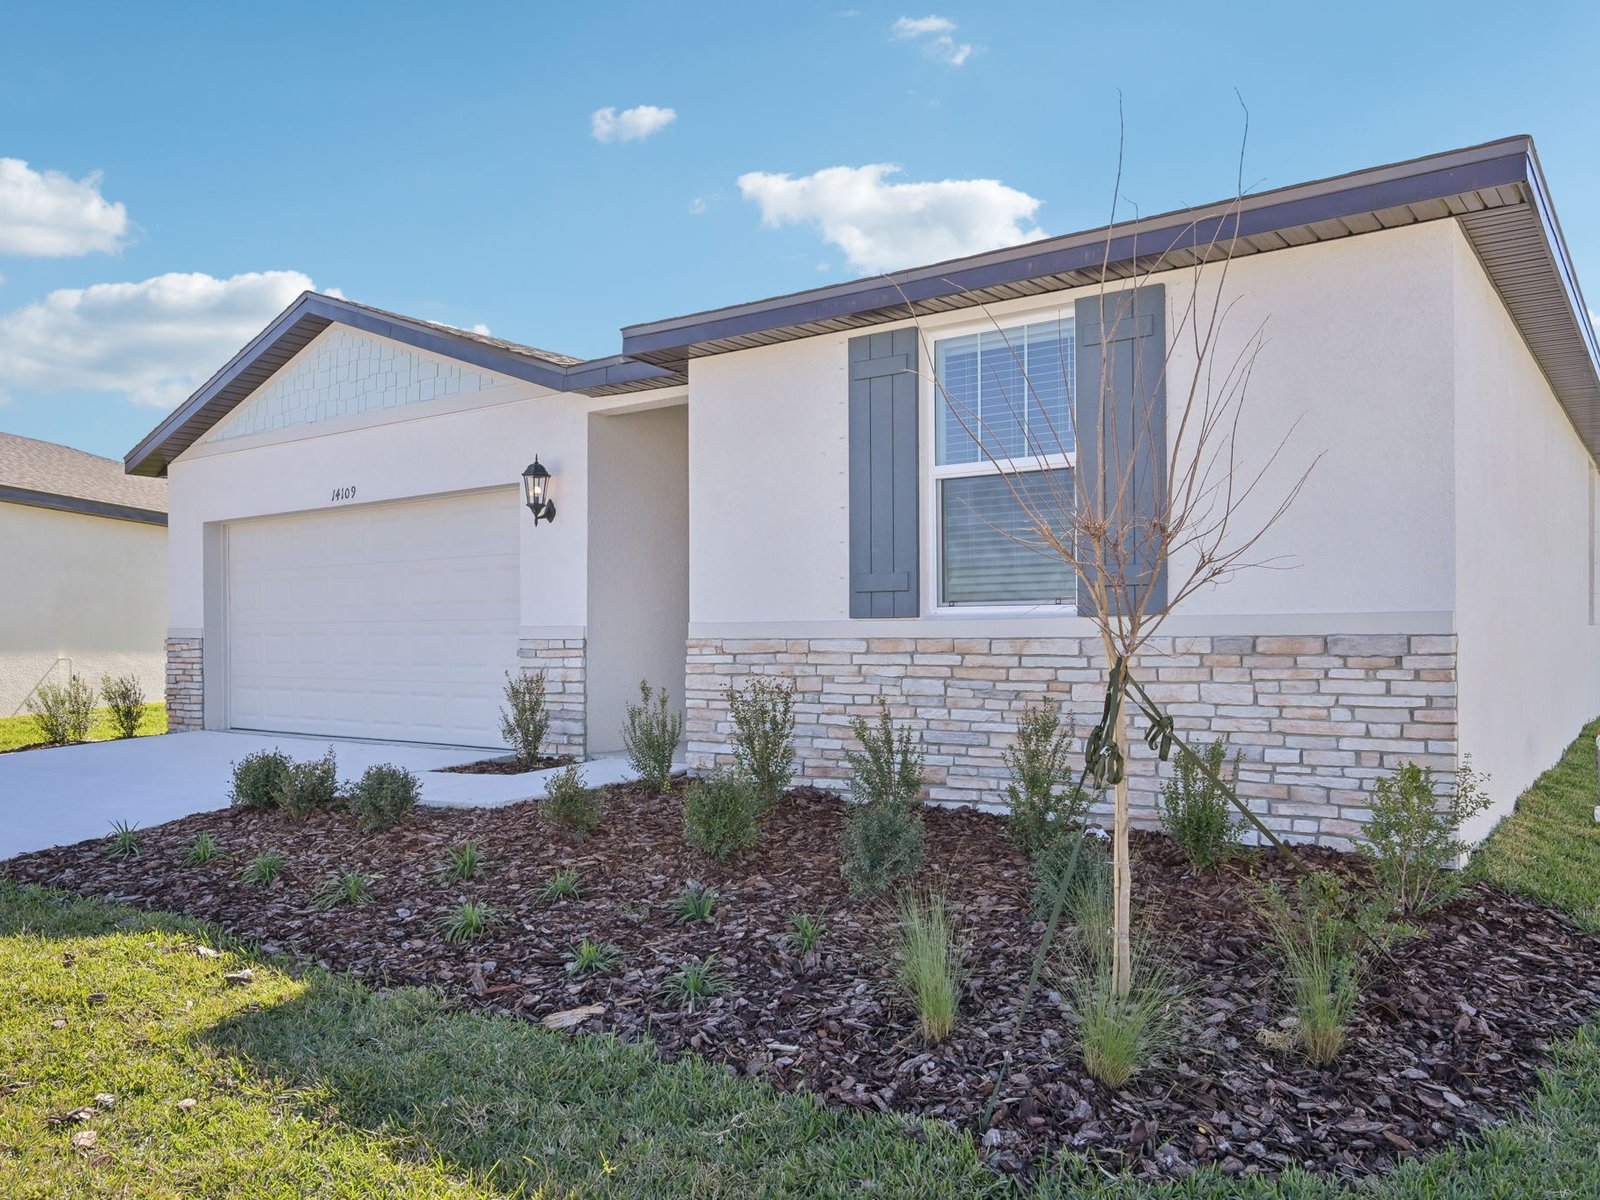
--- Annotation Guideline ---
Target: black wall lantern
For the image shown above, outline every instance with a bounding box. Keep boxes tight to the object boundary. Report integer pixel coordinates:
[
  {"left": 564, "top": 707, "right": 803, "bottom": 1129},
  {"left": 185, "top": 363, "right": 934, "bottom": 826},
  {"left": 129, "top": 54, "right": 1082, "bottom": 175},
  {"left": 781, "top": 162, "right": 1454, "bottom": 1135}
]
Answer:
[{"left": 522, "top": 457, "right": 556, "bottom": 524}]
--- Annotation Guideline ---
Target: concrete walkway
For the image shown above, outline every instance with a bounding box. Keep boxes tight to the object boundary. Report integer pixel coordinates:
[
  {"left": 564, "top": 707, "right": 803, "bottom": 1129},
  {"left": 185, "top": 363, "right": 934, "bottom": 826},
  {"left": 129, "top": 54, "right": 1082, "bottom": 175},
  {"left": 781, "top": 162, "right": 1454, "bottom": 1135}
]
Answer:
[{"left": 0, "top": 731, "right": 659, "bottom": 859}]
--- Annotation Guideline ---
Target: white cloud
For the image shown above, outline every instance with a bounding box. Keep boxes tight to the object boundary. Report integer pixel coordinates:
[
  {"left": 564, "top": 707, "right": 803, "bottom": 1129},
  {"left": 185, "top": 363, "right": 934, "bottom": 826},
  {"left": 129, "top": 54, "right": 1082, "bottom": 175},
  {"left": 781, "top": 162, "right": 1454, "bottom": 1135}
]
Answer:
[
  {"left": 0, "top": 158, "right": 130, "bottom": 257},
  {"left": 892, "top": 14, "right": 954, "bottom": 36},
  {"left": 891, "top": 14, "right": 972, "bottom": 65},
  {"left": 689, "top": 196, "right": 708, "bottom": 215},
  {"left": 590, "top": 104, "right": 677, "bottom": 143},
  {"left": 738, "top": 163, "right": 1043, "bottom": 274},
  {"left": 0, "top": 270, "right": 318, "bottom": 408}
]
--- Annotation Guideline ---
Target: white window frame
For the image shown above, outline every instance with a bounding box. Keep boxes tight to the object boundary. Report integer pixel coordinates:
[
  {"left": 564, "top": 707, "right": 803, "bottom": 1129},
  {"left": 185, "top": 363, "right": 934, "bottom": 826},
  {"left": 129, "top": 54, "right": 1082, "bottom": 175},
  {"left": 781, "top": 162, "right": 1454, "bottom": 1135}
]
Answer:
[{"left": 921, "top": 309, "right": 1079, "bottom": 616}]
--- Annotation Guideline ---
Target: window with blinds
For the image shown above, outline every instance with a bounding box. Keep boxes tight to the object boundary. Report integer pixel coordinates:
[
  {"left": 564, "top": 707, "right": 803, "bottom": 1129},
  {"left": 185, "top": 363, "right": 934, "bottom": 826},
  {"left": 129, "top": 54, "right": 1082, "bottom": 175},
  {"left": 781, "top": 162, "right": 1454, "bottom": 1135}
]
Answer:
[{"left": 934, "top": 318, "right": 1076, "bottom": 608}]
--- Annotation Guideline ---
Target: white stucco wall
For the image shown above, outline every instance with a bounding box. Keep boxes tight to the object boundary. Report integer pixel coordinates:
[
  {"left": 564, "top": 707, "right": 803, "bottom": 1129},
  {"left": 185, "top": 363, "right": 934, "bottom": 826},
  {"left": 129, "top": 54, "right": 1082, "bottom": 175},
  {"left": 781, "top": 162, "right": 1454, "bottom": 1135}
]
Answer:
[
  {"left": 688, "top": 221, "right": 1461, "bottom": 637},
  {"left": 167, "top": 360, "right": 589, "bottom": 639},
  {"left": 0, "top": 502, "right": 166, "bottom": 716},
  {"left": 1450, "top": 224, "right": 1600, "bottom": 836},
  {"left": 586, "top": 404, "right": 690, "bottom": 752}
]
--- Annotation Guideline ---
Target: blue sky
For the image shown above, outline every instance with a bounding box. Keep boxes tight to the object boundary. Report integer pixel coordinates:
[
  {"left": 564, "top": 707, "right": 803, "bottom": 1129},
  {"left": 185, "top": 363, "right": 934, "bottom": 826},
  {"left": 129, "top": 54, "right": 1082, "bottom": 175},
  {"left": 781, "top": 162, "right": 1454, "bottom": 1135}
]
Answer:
[{"left": 2, "top": 1, "right": 1597, "bottom": 460}]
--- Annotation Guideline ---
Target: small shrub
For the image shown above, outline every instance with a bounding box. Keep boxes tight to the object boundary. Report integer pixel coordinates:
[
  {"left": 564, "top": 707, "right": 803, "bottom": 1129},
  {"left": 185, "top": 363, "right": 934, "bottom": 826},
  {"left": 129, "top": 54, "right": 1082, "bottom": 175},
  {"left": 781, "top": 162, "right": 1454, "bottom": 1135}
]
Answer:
[
  {"left": 105, "top": 820, "right": 141, "bottom": 860},
  {"left": 839, "top": 703, "right": 926, "bottom": 895},
  {"left": 313, "top": 871, "right": 373, "bottom": 909},
  {"left": 623, "top": 679, "right": 683, "bottom": 792},
  {"left": 725, "top": 677, "right": 796, "bottom": 810},
  {"left": 274, "top": 749, "right": 340, "bottom": 819},
  {"left": 1362, "top": 758, "right": 1491, "bottom": 915},
  {"left": 541, "top": 765, "right": 603, "bottom": 839},
  {"left": 660, "top": 957, "right": 723, "bottom": 1011},
  {"left": 788, "top": 911, "right": 825, "bottom": 956},
  {"left": 26, "top": 675, "right": 96, "bottom": 745},
  {"left": 671, "top": 881, "right": 718, "bottom": 923},
  {"left": 566, "top": 938, "right": 621, "bottom": 975},
  {"left": 892, "top": 889, "right": 965, "bottom": 1044},
  {"left": 1256, "top": 871, "right": 1374, "bottom": 1065},
  {"left": 1030, "top": 832, "right": 1114, "bottom": 925},
  {"left": 499, "top": 670, "right": 550, "bottom": 768},
  {"left": 345, "top": 763, "right": 420, "bottom": 832},
  {"left": 537, "top": 868, "right": 582, "bottom": 903},
  {"left": 182, "top": 833, "right": 224, "bottom": 866},
  {"left": 1004, "top": 701, "right": 1087, "bottom": 857},
  {"left": 682, "top": 770, "right": 764, "bottom": 862},
  {"left": 845, "top": 702, "right": 924, "bottom": 808},
  {"left": 228, "top": 749, "right": 293, "bottom": 811},
  {"left": 101, "top": 674, "right": 146, "bottom": 740},
  {"left": 1158, "top": 738, "right": 1244, "bottom": 872},
  {"left": 438, "top": 901, "right": 498, "bottom": 944},
  {"left": 240, "top": 851, "right": 287, "bottom": 886},
  {"left": 840, "top": 798, "right": 924, "bottom": 896},
  {"left": 1064, "top": 940, "right": 1182, "bottom": 1089},
  {"left": 437, "top": 840, "right": 485, "bottom": 882}
]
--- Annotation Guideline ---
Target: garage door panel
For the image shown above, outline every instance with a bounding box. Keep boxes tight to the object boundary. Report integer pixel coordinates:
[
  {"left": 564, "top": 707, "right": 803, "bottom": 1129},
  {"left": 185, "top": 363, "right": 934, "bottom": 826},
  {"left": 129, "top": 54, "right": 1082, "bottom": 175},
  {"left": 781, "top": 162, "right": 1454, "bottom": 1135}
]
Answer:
[{"left": 226, "top": 490, "right": 519, "bottom": 748}]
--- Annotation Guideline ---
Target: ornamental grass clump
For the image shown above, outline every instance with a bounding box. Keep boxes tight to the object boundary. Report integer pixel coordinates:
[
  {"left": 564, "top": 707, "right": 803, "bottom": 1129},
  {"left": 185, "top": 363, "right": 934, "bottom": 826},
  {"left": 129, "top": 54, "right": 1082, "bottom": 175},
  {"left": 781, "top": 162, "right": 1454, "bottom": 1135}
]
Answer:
[
  {"left": 274, "top": 749, "right": 341, "bottom": 819},
  {"left": 239, "top": 851, "right": 287, "bottom": 886},
  {"left": 104, "top": 821, "right": 141, "bottom": 860},
  {"left": 228, "top": 749, "right": 293, "bottom": 811},
  {"left": 541, "top": 765, "right": 604, "bottom": 839},
  {"left": 839, "top": 703, "right": 925, "bottom": 895},
  {"left": 670, "top": 882, "right": 718, "bottom": 924},
  {"left": 182, "top": 833, "right": 224, "bottom": 867},
  {"left": 1004, "top": 701, "right": 1087, "bottom": 858},
  {"left": 566, "top": 938, "right": 621, "bottom": 976},
  {"left": 623, "top": 679, "right": 683, "bottom": 792},
  {"left": 1256, "top": 871, "right": 1374, "bottom": 1065},
  {"left": 499, "top": 670, "right": 550, "bottom": 768},
  {"left": 787, "top": 911, "right": 825, "bottom": 956},
  {"left": 439, "top": 901, "right": 498, "bottom": 945},
  {"left": 1054, "top": 859, "right": 1183, "bottom": 1087},
  {"left": 346, "top": 763, "right": 421, "bottom": 833},
  {"left": 1158, "top": 737, "right": 1244, "bottom": 872},
  {"left": 437, "top": 840, "right": 485, "bottom": 882},
  {"left": 100, "top": 673, "right": 146, "bottom": 740},
  {"left": 891, "top": 889, "right": 966, "bottom": 1044},
  {"left": 725, "top": 677, "right": 796, "bottom": 810},
  {"left": 1362, "top": 758, "right": 1491, "bottom": 915},
  {"left": 537, "top": 868, "right": 581, "bottom": 903},
  {"left": 661, "top": 957, "right": 723, "bottom": 1011},
  {"left": 682, "top": 770, "right": 764, "bottom": 861},
  {"left": 26, "top": 674, "right": 95, "bottom": 745},
  {"left": 313, "top": 871, "right": 373, "bottom": 910}
]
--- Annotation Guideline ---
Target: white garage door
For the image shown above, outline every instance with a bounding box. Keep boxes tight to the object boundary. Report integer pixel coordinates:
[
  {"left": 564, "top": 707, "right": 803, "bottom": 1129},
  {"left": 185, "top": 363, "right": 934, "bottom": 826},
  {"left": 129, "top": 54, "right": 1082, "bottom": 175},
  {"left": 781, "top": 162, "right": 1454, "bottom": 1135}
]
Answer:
[{"left": 226, "top": 489, "right": 519, "bottom": 747}]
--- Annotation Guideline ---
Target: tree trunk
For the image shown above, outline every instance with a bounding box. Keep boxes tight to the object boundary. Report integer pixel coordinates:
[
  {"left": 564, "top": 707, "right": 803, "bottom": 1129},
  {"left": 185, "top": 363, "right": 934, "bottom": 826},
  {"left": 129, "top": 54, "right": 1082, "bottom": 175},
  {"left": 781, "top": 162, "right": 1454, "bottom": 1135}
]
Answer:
[{"left": 1101, "top": 627, "right": 1133, "bottom": 997}]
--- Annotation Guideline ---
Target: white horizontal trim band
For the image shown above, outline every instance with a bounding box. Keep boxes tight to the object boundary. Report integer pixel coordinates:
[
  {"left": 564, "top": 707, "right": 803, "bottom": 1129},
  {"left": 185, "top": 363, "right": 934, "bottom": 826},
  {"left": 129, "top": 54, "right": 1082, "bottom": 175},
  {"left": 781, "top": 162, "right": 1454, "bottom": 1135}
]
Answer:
[{"left": 688, "top": 611, "right": 1456, "bottom": 640}]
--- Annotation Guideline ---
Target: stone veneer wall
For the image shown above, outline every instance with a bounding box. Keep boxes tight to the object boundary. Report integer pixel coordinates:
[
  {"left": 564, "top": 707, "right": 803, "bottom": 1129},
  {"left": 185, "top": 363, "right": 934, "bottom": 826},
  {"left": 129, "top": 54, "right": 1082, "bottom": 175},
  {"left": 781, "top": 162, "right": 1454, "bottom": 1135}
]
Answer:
[
  {"left": 685, "top": 633, "right": 1458, "bottom": 849},
  {"left": 519, "top": 637, "right": 587, "bottom": 756},
  {"left": 165, "top": 636, "right": 204, "bottom": 732}
]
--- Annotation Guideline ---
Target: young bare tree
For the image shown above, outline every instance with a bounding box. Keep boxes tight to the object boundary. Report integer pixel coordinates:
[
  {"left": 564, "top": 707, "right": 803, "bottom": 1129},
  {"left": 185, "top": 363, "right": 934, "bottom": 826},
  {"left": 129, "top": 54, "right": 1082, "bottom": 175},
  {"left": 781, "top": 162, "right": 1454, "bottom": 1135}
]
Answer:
[{"left": 911, "top": 145, "right": 1316, "bottom": 997}]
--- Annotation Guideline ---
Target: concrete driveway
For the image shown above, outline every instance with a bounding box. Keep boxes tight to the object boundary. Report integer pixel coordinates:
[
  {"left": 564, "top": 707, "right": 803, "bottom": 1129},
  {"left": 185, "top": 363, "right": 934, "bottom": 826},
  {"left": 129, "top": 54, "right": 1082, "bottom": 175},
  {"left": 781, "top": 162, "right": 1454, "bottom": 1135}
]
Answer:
[{"left": 0, "top": 731, "right": 651, "bottom": 860}]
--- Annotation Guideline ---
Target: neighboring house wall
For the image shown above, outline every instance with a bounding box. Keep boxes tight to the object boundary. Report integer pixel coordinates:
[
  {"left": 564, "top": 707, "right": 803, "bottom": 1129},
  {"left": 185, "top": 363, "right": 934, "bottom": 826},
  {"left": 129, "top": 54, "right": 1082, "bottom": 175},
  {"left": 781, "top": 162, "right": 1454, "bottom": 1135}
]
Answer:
[
  {"left": 1450, "top": 224, "right": 1600, "bottom": 841},
  {"left": 0, "top": 502, "right": 166, "bottom": 716},
  {"left": 686, "top": 222, "right": 1465, "bottom": 846}
]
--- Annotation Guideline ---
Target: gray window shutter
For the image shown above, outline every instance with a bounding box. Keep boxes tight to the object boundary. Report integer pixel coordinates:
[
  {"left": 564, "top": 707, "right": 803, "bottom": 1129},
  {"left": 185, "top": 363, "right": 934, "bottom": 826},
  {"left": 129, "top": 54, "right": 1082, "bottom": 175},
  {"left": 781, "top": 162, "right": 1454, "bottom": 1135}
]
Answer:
[
  {"left": 849, "top": 328, "right": 920, "bottom": 618},
  {"left": 1073, "top": 285, "right": 1167, "bottom": 618}
]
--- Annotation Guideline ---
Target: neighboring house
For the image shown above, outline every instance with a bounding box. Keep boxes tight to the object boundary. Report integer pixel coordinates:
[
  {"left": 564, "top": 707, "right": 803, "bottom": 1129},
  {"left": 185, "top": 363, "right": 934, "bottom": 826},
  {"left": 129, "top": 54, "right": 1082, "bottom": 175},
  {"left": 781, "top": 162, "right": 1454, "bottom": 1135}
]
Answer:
[
  {"left": 1, "top": 433, "right": 168, "bottom": 717},
  {"left": 126, "top": 136, "right": 1600, "bottom": 846}
]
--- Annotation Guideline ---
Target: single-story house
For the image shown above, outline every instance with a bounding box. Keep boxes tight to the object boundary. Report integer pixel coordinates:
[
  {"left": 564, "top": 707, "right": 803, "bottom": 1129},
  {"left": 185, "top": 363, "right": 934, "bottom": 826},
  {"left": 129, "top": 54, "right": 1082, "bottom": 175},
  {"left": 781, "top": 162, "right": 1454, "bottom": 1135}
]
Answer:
[
  {"left": 125, "top": 136, "right": 1600, "bottom": 846},
  {"left": 1, "top": 432, "right": 168, "bottom": 716}
]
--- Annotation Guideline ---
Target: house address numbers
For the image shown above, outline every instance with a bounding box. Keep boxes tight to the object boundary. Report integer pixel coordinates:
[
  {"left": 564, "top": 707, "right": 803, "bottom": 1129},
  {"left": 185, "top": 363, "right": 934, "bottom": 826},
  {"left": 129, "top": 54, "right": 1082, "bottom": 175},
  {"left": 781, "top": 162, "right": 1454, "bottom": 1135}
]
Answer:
[{"left": 331, "top": 485, "right": 357, "bottom": 502}]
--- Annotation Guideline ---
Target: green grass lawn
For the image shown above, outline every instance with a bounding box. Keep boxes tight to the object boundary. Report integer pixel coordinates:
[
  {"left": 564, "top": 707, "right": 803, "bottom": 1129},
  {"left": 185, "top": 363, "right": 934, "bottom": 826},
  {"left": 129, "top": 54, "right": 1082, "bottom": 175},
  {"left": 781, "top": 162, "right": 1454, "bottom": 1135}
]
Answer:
[
  {"left": 0, "top": 703, "right": 166, "bottom": 752},
  {"left": 1472, "top": 718, "right": 1600, "bottom": 931},
  {"left": 3, "top": 723, "right": 1600, "bottom": 1198}
]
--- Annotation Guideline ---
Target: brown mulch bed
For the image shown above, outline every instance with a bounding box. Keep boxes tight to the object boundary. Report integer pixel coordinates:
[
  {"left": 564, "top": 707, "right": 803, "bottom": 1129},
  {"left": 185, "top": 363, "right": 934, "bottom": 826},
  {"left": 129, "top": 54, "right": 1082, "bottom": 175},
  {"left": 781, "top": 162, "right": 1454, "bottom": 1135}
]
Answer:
[
  {"left": 435, "top": 754, "right": 575, "bottom": 775},
  {"left": 6, "top": 785, "right": 1598, "bottom": 1182}
]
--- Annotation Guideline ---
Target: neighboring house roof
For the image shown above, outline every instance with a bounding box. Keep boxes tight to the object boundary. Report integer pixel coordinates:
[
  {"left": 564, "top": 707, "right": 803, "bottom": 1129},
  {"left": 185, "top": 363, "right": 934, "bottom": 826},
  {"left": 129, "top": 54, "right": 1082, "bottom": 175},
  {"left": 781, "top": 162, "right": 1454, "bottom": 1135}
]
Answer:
[
  {"left": 126, "top": 135, "right": 1600, "bottom": 477},
  {"left": 0, "top": 432, "right": 167, "bottom": 525}
]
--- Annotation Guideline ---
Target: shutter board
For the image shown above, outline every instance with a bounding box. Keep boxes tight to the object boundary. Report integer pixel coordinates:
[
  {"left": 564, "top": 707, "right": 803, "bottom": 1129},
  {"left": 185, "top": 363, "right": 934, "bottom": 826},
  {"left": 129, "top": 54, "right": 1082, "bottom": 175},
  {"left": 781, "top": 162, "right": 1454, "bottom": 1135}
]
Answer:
[
  {"left": 849, "top": 328, "right": 920, "bottom": 618},
  {"left": 1073, "top": 286, "right": 1168, "bottom": 619}
]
